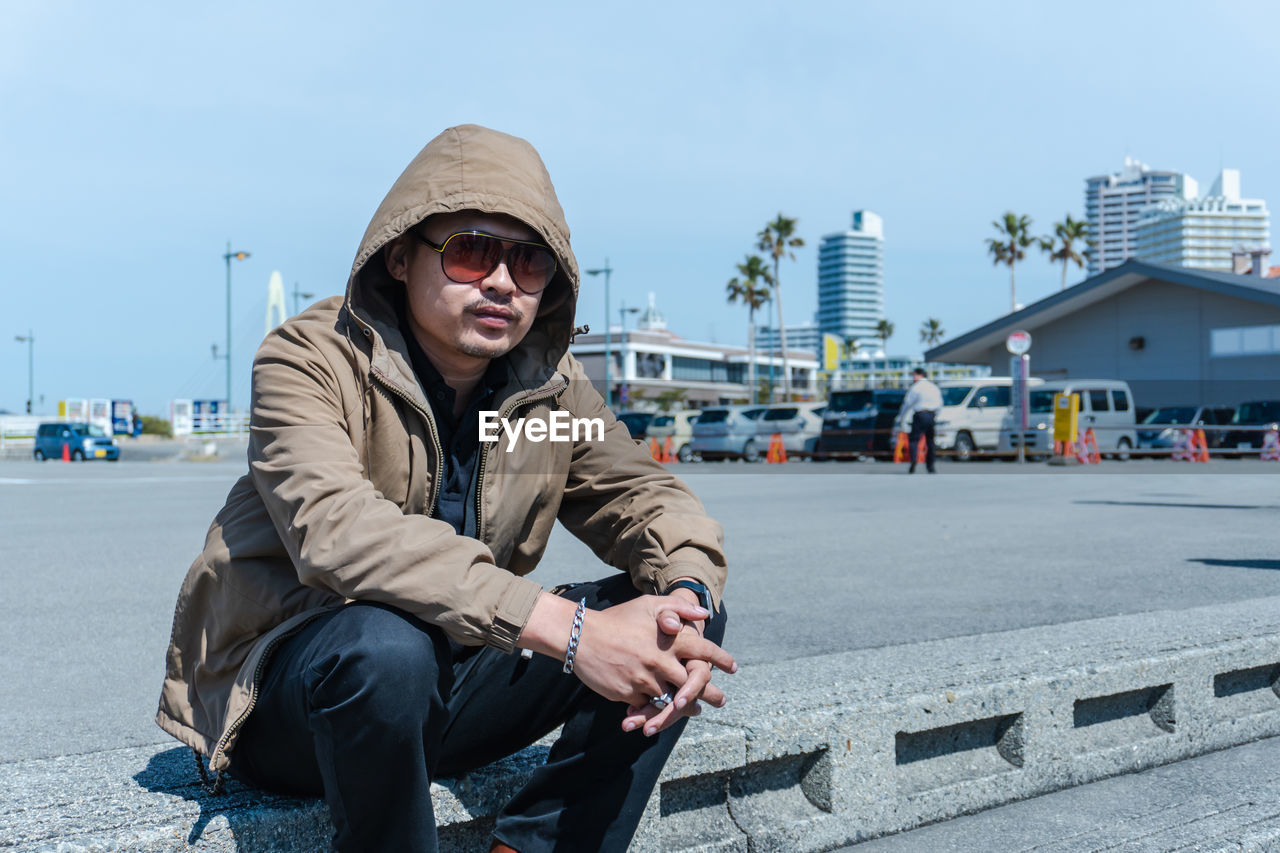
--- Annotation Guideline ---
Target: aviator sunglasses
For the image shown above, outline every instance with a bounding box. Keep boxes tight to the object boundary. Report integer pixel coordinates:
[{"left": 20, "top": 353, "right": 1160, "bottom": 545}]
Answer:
[{"left": 415, "top": 230, "right": 558, "bottom": 295}]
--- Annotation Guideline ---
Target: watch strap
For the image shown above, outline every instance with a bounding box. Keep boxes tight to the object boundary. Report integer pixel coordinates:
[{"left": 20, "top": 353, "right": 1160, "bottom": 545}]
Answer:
[{"left": 666, "top": 579, "right": 713, "bottom": 612}]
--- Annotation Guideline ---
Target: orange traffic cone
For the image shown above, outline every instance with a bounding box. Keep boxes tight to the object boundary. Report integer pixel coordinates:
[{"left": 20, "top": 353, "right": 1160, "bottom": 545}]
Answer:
[
  {"left": 1194, "top": 429, "right": 1210, "bottom": 463},
  {"left": 1084, "top": 428, "right": 1101, "bottom": 464},
  {"left": 648, "top": 437, "right": 661, "bottom": 461},
  {"left": 61, "top": 442, "right": 71, "bottom": 463},
  {"left": 893, "top": 431, "right": 908, "bottom": 463},
  {"left": 915, "top": 435, "right": 927, "bottom": 465},
  {"left": 766, "top": 433, "right": 787, "bottom": 463},
  {"left": 662, "top": 436, "right": 675, "bottom": 463}
]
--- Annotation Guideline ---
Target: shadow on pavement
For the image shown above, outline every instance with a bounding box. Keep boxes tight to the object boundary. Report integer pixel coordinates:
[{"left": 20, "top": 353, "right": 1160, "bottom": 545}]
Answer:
[
  {"left": 1075, "top": 500, "right": 1275, "bottom": 510},
  {"left": 133, "top": 746, "right": 329, "bottom": 848},
  {"left": 1189, "top": 558, "right": 1280, "bottom": 572}
]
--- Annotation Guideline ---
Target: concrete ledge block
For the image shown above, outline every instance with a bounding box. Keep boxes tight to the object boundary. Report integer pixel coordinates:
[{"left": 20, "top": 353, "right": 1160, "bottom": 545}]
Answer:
[{"left": 12, "top": 595, "right": 1280, "bottom": 851}]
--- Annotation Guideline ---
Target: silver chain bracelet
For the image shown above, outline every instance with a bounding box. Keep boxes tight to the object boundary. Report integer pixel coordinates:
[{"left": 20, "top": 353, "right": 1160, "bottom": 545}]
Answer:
[{"left": 563, "top": 598, "right": 587, "bottom": 674}]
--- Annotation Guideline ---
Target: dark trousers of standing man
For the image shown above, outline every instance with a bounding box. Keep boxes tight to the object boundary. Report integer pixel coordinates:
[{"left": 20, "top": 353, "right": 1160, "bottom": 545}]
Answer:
[
  {"left": 909, "top": 409, "right": 937, "bottom": 473},
  {"left": 230, "top": 573, "right": 728, "bottom": 853}
]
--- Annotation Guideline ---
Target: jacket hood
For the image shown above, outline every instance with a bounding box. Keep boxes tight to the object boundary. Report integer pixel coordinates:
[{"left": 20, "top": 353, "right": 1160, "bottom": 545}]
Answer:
[{"left": 345, "top": 124, "right": 580, "bottom": 375}]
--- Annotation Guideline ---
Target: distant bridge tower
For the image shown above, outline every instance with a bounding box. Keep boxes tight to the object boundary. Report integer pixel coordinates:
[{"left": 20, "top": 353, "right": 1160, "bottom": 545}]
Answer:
[{"left": 265, "top": 271, "right": 287, "bottom": 335}]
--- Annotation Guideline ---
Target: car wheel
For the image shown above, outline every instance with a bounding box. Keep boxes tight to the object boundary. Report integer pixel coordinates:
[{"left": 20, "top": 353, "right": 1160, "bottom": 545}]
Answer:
[
  {"left": 742, "top": 439, "right": 761, "bottom": 462},
  {"left": 71, "top": 449, "right": 85, "bottom": 461},
  {"left": 33, "top": 449, "right": 45, "bottom": 461},
  {"left": 1115, "top": 437, "right": 1132, "bottom": 462},
  {"left": 677, "top": 443, "right": 693, "bottom": 463},
  {"left": 953, "top": 432, "right": 975, "bottom": 462}
]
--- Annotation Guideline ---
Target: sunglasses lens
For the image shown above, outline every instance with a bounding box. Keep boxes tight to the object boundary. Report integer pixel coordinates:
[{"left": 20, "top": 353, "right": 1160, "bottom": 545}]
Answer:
[
  {"left": 442, "top": 233, "right": 502, "bottom": 282},
  {"left": 440, "top": 233, "right": 556, "bottom": 293},
  {"left": 507, "top": 243, "right": 557, "bottom": 292}
]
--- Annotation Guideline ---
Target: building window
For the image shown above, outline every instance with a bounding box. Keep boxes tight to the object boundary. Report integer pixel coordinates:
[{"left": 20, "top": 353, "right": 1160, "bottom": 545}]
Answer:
[{"left": 1210, "top": 325, "right": 1280, "bottom": 357}]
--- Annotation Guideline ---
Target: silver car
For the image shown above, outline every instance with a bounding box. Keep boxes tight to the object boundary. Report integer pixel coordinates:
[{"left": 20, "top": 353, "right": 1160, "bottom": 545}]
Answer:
[
  {"left": 755, "top": 403, "right": 827, "bottom": 458},
  {"left": 690, "top": 405, "right": 767, "bottom": 461}
]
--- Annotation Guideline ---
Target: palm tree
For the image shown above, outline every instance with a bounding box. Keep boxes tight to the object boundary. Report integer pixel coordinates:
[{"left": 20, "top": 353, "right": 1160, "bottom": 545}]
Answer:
[
  {"left": 1045, "top": 215, "right": 1089, "bottom": 290},
  {"left": 726, "top": 254, "right": 774, "bottom": 404},
  {"left": 874, "top": 318, "right": 894, "bottom": 353},
  {"left": 757, "top": 214, "right": 804, "bottom": 402},
  {"left": 919, "top": 318, "right": 945, "bottom": 347},
  {"left": 986, "top": 212, "right": 1037, "bottom": 312}
]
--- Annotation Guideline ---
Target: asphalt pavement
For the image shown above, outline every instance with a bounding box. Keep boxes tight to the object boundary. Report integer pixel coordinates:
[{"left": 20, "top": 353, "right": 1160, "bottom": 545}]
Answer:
[{"left": 2, "top": 455, "right": 1279, "bottom": 847}]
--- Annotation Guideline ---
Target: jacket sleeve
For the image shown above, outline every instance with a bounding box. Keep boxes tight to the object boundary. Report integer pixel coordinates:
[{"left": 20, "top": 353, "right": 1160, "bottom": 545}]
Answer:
[
  {"left": 553, "top": 356, "right": 728, "bottom": 610},
  {"left": 246, "top": 324, "right": 542, "bottom": 652}
]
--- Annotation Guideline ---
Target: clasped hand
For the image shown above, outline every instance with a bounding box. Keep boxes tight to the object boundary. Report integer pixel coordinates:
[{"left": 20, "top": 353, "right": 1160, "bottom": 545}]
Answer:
[{"left": 570, "top": 593, "right": 736, "bottom": 737}]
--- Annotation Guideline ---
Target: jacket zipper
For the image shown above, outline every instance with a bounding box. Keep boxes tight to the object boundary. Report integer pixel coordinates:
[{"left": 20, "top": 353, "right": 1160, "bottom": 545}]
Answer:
[
  {"left": 474, "top": 381, "right": 568, "bottom": 540},
  {"left": 373, "top": 371, "right": 445, "bottom": 514},
  {"left": 208, "top": 612, "right": 326, "bottom": 774}
]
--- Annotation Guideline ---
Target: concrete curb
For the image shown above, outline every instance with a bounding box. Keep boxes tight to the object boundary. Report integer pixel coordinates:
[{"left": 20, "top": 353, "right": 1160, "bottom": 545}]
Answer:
[{"left": 8, "top": 596, "right": 1280, "bottom": 851}]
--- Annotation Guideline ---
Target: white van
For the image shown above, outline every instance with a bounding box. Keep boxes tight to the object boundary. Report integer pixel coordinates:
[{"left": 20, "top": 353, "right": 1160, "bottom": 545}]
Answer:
[
  {"left": 1006, "top": 379, "right": 1137, "bottom": 458},
  {"left": 935, "top": 377, "right": 1043, "bottom": 461}
]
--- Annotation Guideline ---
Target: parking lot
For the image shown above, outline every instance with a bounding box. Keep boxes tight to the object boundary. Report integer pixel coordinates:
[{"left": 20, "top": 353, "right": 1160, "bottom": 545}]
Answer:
[{"left": 2, "top": 456, "right": 1277, "bottom": 765}]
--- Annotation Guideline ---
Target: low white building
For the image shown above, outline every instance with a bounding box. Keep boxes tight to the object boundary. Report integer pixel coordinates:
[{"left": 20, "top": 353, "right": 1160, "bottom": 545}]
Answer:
[{"left": 569, "top": 296, "right": 818, "bottom": 408}]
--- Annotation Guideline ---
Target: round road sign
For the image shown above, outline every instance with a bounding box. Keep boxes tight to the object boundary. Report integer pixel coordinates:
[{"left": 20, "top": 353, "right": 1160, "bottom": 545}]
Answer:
[{"left": 1006, "top": 330, "right": 1032, "bottom": 355}]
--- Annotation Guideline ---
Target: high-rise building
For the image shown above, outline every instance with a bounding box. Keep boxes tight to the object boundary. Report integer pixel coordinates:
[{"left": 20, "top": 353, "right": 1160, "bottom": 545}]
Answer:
[
  {"left": 1084, "top": 157, "right": 1197, "bottom": 275},
  {"left": 755, "top": 322, "right": 822, "bottom": 360},
  {"left": 1132, "top": 169, "right": 1270, "bottom": 272},
  {"left": 816, "top": 210, "right": 884, "bottom": 347}
]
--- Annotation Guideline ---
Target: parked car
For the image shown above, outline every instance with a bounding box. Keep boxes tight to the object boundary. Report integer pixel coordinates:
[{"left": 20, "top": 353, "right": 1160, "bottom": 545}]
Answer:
[
  {"left": 33, "top": 422, "right": 120, "bottom": 461},
  {"left": 645, "top": 409, "right": 701, "bottom": 462},
  {"left": 1011, "top": 380, "right": 1137, "bottom": 459},
  {"left": 1137, "top": 405, "right": 1229, "bottom": 455},
  {"left": 935, "top": 377, "right": 1044, "bottom": 461},
  {"left": 690, "top": 405, "right": 767, "bottom": 461},
  {"left": 814, "top": 389, "right": 906, "bottom": 459},
  {"left": 1223, "top": 400, "right": 1280, "bottom": 454},
  {"left": 755, "top": 402, "right": 826, "bottom": 458},
  {"left": 614, "top": 411, "right": 654, "bottom": 440}
]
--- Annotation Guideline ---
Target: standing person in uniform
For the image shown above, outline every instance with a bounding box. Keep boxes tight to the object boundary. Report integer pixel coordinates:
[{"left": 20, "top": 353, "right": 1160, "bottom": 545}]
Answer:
[
  {"left": 156, "top": 124, "right": 735, "bottom": 853},
  {"left": 896, "top": 367, "right": 942, "bottom": 474}
]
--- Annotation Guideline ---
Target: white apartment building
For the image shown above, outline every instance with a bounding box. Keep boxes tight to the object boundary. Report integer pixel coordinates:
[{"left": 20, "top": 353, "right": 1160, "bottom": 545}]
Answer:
[
  {"left": 755, "top": 321, "right": 822, "bottom": 360},
  {"left": 816, "top": 210, "right": 884, "bottom": 348},
  {"left": 1085, "top": 157, "right": 1197, "bottom": 275},
  {"left": 1133, "top": 169, "right": 1271, "bottom": 272}
]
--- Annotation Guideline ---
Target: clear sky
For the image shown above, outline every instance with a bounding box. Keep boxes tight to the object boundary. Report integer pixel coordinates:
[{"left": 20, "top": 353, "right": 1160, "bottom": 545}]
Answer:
[{"left": 3, "top": 1, "right": 1278, "bottom": 415}]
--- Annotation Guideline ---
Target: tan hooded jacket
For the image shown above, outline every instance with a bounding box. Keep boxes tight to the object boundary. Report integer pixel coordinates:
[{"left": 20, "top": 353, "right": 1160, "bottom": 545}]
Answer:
[{"left": 156, "top": 124, "right": 727, "bottom": 774}]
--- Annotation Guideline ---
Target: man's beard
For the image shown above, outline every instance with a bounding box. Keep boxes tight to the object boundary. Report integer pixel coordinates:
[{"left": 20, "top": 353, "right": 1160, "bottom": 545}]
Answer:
[{"left": 455, "top": 297, "right": 527, "bottom": 359}]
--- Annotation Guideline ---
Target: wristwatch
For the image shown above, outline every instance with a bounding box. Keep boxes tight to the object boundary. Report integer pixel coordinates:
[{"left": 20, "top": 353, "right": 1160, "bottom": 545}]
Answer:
[{"left": 666, "top": 579, "right": 713, "bottom": 613}]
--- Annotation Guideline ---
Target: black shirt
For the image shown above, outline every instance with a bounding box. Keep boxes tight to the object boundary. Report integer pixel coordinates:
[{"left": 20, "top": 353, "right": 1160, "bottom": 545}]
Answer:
[{"left": 399, "top": 316, "right": 508, "bottom": 537}]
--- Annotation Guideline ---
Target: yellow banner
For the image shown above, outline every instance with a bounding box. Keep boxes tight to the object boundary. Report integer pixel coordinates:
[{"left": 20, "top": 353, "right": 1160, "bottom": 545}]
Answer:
[{"left": 823, "top": 334, "right": 841, "bottom": 371}]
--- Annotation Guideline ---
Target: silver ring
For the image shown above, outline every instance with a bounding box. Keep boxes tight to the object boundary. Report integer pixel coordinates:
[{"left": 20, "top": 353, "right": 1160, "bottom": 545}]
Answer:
[{"left": 650, "top": 692, "right": 673, "bottom": 710}]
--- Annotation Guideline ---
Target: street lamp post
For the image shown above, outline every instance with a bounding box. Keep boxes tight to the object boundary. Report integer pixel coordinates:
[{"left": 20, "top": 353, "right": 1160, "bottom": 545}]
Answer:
[
  {"left": 585, "top": 260, "right": 613, "bottom": 408},
  {"left": 292, "top": 282, "right": 315, "bottom": 316},
  {"left": 617, "top": 303, "right": 640, "bottom": 407},
  {"left": 14, "top": 330, "right": 33, "bottom": 414},
  {"left": 222, "top": 242, "right": 251, "bottom": 419}
]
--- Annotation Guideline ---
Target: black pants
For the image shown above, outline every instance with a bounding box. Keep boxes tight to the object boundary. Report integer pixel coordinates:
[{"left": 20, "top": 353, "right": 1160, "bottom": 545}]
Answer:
[
  {"left": 909, "top": 410, "right": 936, "bottom": 472},
  {"left": 231, "top": 574, "right": 728, "bottom": 853}
]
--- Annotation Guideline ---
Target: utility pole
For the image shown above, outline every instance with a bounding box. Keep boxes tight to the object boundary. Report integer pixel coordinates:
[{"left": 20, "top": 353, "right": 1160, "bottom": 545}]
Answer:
[
  {"left": 14, "top": 330, "right": 33, "bottom": 414},
  {"left": 292, "top": 282, "right": 315, "bottom": 315},
  {"left": 585, "top": 260, "right": 614, "bottom": 407},
  {"left": 222, "top": 242, "right": 251, "bottom": 414}
]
